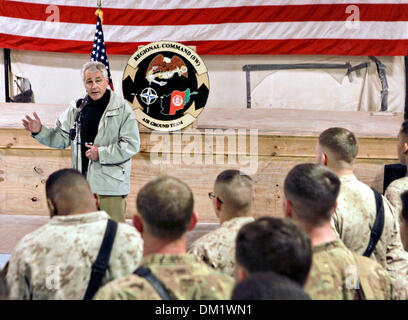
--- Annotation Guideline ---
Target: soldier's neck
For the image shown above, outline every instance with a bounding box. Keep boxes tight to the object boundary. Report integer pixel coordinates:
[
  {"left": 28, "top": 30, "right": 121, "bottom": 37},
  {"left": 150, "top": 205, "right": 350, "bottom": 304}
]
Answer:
[
  {"left": 327, "top": 163, "right": 354, "bottom": 178},
  {"left": 219, "top": 211, "right": 251, "bottom": 225},
  {"left": 302, "top": 223, "right": 337, "bottom": 247},
  {"left": 143, "top": 234, "right": 187, "bottom": 257}
]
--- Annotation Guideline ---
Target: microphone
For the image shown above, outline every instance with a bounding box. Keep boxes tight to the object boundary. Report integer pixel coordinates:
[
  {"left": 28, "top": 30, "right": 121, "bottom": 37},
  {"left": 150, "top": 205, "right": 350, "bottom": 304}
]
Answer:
[
  {"left": 74, "top": 95, "right": 89, "bottom": 122},
  {"left": 70, "top": 95, "right": 89, "bottom": 141}
]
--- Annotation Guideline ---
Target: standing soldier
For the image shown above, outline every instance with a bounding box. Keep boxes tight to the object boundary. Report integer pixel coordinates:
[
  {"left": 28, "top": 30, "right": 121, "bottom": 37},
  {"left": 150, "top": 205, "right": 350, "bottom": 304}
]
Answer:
[
  {"left": 188, "top": 169, "right": 255, "bottom": 276},
  {"left": 284, "top": 163, "right": 396, "bottom": 300},
  {"left": 6, "top": 169, "right": 143, "bottom": 300},
  {"left": 95, "top": 176, "right": 234, "bottom": 300}
]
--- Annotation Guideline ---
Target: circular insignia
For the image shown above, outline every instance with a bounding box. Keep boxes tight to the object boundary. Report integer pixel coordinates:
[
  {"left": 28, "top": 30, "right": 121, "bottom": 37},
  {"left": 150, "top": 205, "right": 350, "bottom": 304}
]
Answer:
[{"left": 122, "top": 41, "right": 210, "bottom": 131}]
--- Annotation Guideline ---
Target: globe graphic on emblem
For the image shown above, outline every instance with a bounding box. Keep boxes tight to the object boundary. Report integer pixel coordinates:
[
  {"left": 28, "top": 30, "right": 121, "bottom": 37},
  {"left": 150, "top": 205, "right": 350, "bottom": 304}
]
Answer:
[{"left": 140, "top": 87, "right": 158, "bottom": 106}]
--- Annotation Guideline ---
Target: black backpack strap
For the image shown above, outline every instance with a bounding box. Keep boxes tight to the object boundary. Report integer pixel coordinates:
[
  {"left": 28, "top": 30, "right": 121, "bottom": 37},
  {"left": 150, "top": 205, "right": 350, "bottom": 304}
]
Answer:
[
  {"left": 83, "top": 219, "right": 118, "bottom": 300},
  {"left": 363, "top": 188, "right": 385, "bottom": 257},
  {"left": 134, "top": 266, "right": 171, "bottom": 300}
]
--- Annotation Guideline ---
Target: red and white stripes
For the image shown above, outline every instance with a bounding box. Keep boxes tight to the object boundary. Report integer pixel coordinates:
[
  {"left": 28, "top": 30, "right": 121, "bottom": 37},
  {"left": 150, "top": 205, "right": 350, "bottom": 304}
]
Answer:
[{"left": 1, "top": 0, "right": 408, "bottom": 55}]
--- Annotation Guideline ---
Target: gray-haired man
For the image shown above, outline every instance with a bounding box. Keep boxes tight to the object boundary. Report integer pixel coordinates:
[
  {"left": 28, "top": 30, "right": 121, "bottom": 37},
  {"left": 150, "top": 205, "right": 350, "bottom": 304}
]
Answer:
[{"left": 22, "top": 61, "right": 140, "bottom": 222}]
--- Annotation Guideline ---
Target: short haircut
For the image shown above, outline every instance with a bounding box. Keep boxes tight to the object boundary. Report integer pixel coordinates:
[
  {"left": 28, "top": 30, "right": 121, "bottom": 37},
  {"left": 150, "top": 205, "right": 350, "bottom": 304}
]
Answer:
[
  {"left": 284, "top": 163, "right": 340, "bottom": 225},
  {"left": 400, "top": 120, "right": 408, "bottom": 140},
  {"left": 318, "top": 127, "right": 358, "bottom": 163},
  {"left": 80, "top": 61, "right": 108, "bottom": 80},
  {"left": 400, "top": 190, "right": 408, "bottom": 223},
  {"left": 231, "top": 271, "right": 310, "bottom": 300},
  {"left": 235, "top": 217, "right": 312, "bottom": 286},
  {"left": 46, "top": 169, "right": 92, "bottom": 212},
  {"left": 137, "top": 176, "right": 194, "bottom": 240},
  {"left": 215, "top": 169, "right": 253, "bottom": 215}
]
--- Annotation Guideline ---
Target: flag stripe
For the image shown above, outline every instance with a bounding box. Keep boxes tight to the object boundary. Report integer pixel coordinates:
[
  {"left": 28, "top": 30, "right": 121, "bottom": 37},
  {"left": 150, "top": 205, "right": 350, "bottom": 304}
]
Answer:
[
  {"left": 2, "top": 2, "right": 408, "bottom": 25},
  {"left": 7, "top": 0, "right": 408, "bottom": 9},
  {"left": 2, "top": 1, "right": 408, "bottom": 55},
  {"left": 0, "top": 33, "right": 406, "bottom": 56},
  {"left": 1, "top": 17, "right": 407, "bottom": 43}
]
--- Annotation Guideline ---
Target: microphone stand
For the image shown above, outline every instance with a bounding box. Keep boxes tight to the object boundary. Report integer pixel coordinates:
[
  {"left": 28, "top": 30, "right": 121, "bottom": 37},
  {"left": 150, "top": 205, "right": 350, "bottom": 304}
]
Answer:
[{"left": 70, "top": 96, "right": 88, "bottom": 173}]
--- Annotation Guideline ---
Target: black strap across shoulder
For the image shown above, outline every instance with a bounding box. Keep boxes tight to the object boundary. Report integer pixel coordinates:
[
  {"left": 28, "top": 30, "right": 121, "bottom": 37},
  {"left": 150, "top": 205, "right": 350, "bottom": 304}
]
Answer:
[
  {"left": 363, "top": 188, "right": 385, "bottom": 258},
  {"left": 83, "top": 219, "right": 118, "bottom": 300},
  {"left": 133, "top": 266, "right": 171, "bottom": 300}
]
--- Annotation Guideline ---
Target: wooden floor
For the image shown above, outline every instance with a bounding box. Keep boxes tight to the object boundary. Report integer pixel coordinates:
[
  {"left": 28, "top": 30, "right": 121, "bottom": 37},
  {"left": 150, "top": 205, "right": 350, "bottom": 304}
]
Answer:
[{"left": 0, "top": 102, "right": 403, "bottom": 254}]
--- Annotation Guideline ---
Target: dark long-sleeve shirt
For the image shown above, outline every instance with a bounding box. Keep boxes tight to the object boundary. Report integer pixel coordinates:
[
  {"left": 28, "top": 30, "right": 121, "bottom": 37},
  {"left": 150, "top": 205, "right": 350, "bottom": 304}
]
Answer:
[{"left": 80, "top": 90, "right": 110, "bottom": 175}]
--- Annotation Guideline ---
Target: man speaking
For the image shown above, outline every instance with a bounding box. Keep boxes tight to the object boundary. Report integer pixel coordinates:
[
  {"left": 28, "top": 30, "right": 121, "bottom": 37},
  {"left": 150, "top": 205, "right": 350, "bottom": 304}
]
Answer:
[{"left": 22, "top": 61, "right": 140, "bottom": 222}]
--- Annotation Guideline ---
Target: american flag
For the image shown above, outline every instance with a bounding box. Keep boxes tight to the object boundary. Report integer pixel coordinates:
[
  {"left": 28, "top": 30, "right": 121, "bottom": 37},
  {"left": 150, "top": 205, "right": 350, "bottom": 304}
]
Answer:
[
  {"left": 90, "top": 14, "right": 113, "bottom": 90},
  {"left": 1, "top": 1, "right": 408, "bottom": 56}
]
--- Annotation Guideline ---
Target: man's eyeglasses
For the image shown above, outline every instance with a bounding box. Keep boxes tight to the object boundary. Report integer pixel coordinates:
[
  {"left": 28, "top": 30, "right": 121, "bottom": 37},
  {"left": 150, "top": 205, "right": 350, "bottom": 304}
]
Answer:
[{"left": 208, "top": 192, "right": 223, "bottom": 203}]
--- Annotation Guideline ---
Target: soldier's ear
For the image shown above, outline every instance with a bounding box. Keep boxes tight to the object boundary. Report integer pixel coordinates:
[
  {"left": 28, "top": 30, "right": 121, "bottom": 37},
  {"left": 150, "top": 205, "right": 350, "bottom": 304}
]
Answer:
[
  {"left": 322, "top": 153, "right": 328, "bottom": 166},
  {"left": 93, "top": 193, "right": 100, "bottom": 210},
  {"left": 133, "top": 214, "right": 144, "bottom": 234},
  {"left": 47, "top": 198, "right": 57, "bottom": 218},
  {"left": 236, "top": 267, "right": 248, "bottom": 282},
  {"left": 403, "top": 142, "right": 408, "bottom": 154},
  {"left": 333, "top": 200, "right": 338, "bottom": 213},
  {"left": 215, "top": 198, "right": 222, "bottom": 210},
  {"left": 284, "top": 199, "right": 293, "bottom": 219},
  {"left": 188, "top": 211, "right": 198, "bottom": 231}
]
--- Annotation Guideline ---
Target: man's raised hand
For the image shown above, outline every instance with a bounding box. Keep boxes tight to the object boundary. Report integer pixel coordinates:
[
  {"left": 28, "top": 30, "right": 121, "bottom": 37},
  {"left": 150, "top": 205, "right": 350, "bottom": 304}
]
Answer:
[{"left": 22, "top": 112, "right": 42, "bottom": 134}]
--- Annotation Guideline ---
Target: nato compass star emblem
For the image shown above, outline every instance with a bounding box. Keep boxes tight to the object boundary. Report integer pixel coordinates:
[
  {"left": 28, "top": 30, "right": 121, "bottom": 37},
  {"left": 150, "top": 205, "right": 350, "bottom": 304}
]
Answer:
[{"left": 140, "top": 87, "right": 158, "bottom": 112}]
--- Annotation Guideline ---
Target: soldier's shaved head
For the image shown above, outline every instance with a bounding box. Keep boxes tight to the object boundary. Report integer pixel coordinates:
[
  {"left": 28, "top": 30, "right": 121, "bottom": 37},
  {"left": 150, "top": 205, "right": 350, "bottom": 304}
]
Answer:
[
  {"left": 137, "top": 175, "right": 194, "bottom": 240},
  {"left": 214, "top": 170, "right": 253, "bottom": 217},
  {"left": 318, "top": 127, "right": 358, "bottom": 164},
  {"left": 284, "top": 163, "right": 340, "bottom": 226},
  {"left": 235, "top": 217, "right": 312, "bottom": 287},
  {"left": 46, "top": 169, "right": 97, "bottom": 216},
  {"left": 400, "top": 120, "right": 408, "bottom": 140}
]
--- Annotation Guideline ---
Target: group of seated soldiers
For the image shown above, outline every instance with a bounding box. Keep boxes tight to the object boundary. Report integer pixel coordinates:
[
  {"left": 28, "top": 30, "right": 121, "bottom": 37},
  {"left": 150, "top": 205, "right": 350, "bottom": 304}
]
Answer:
[{"left": 2, "top": 124, "right": 408, "bottom": 300}]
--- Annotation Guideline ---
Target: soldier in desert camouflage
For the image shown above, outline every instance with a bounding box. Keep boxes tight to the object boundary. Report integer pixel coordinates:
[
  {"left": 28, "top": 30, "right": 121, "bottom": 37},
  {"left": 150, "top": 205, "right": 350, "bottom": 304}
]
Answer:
[
  {"left": 283, "top": 163, "right": 396, "bottom": 300},
  {"left": 6, "top": 169, "right": 143, "bottom": 300},
  {"left": 316, "top": 127, "right": 408, "bottom": 299},
  {"left": 188, "top": 170, "right": 255, "bottom": 277},
  {"left": 94, "top": 175, "right": 234, "bottom": 300},
  {"left": 385, "top": 121, "right": 408, "bottom": 251}
]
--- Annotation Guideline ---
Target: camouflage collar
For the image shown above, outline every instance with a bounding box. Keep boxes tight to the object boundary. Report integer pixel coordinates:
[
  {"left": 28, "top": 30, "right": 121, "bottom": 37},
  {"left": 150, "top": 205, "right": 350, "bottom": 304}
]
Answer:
[
  {"left": 312, "top": 239, "right": 345, "bottom": 253},
  {"left": 141, "top": 253, "right": 201, "bottom": 267},
  {"left": 339, "top": 174, "right": 358, "bottom": 183},
  {"left": 221, "top": 216, "right": 255, "bottom": 228},
  {"left": 48, "top": 210, "right": 110, "bottom": 225}
]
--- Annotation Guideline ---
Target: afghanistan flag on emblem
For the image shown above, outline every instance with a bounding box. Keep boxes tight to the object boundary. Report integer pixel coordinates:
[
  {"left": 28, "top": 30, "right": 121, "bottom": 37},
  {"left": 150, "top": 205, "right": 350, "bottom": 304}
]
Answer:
[{"left": 169, "top": 89, "right": 197, "bottom": 115}]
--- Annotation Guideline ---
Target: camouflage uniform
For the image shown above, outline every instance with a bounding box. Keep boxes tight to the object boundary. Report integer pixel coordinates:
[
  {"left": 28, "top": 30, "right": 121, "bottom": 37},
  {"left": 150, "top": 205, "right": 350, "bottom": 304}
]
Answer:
[
  {"left": 188, "top": 216, "right": 255, "bottom": 276},
  {"left": 305, "top": 240, "right": 396, "bottom": 300},
  {"left": 6, "top": 211, "right": 143, "bottom": 300},
  {"left": 385, "top": 176, "right": 408, "bottom": 220},
  {"left": 94, "top": 254, "right": 234, "bottom": 300},
  {"left": 330, "top": 174, "right": 408, "bottom": 299}
]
